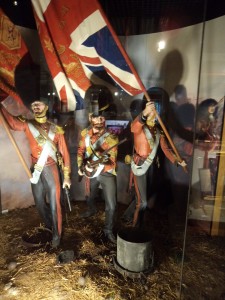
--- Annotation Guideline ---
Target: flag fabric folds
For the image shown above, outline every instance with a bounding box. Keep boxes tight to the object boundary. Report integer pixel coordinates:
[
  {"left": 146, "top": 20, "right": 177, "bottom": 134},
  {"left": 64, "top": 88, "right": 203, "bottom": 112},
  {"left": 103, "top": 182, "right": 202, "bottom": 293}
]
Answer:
[
  {"left": 31, "top": 0, "right": 143, "bottom": 112},
  {"left": 0, "top": 9, "right": 28, "bottom": 104}
]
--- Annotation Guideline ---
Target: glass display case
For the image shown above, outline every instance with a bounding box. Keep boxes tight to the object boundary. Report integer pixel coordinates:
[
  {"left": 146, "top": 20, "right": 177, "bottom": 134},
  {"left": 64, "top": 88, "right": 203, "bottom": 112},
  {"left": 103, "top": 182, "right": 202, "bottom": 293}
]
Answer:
[{"left": 0, "top": 1, "right": 224, "bottom": 299}]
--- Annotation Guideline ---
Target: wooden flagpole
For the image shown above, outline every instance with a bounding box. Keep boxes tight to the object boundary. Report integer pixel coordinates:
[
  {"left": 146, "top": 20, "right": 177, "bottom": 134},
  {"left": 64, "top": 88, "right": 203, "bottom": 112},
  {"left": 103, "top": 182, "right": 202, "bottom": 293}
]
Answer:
[
  {"left": 0, "top": 110, "right": 32, "bottom": 179},
  {"left": 98, "top": 3, "right": 186, "bottom": 171},
  {"left": 143, "top": 91, "right": 187, "bottom": 172}
]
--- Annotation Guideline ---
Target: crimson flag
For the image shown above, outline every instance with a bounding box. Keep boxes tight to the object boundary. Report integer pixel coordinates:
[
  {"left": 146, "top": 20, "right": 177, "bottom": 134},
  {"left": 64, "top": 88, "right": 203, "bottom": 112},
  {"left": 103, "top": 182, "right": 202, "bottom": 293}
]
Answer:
[{"left": 0, "top": 9, "right": 28, "bottom": 105}]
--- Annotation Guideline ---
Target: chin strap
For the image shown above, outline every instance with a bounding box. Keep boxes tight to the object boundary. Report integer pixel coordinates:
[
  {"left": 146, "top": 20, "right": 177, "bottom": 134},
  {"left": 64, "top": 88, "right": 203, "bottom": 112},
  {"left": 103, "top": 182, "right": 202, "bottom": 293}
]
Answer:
[{"left": 34, "top": 116, "right": 47, "bottom": 124}]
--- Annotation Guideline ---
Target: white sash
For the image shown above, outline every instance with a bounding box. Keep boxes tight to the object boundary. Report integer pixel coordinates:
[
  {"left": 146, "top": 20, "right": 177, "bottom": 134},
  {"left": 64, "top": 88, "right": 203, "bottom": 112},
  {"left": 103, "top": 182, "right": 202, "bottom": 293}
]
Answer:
[
  {"left": 84, "top": 132, "right": 110, "bottom": 178},
  {"left": 28, "top": 123, "right": 56, "bottom": 184},
  {"left": 131, "top": 127, "right": 160, "bottom": 176}
]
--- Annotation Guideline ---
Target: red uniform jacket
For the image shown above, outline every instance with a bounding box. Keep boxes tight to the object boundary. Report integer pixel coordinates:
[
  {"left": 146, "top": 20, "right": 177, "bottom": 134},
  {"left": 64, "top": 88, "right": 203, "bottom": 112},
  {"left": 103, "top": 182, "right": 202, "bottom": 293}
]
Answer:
[
  {"left": 131, "top": 114, "right": 176, "bottom": 164},
  {"left": 77, "top": 127, "right": 118, "bottom": 175},
  {"left": 1, "top": 107, "right": 70, "bottom": 169}
]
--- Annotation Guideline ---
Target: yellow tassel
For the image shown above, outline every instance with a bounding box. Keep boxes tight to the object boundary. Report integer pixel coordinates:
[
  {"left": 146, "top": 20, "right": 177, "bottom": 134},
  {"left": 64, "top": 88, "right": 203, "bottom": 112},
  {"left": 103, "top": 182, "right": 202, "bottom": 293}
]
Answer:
[{"left": 125, "top": 154, "right": 132, "bottom": 164}]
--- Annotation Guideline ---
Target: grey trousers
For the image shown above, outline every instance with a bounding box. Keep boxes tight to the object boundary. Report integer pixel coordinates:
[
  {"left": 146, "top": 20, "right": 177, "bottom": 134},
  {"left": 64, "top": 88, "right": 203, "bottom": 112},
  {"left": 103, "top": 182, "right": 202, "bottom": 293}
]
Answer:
[
  {"left": 87, "top": 172, "right": 117, "bottom": 234},
  {"left": 31, "top": 164, "right": 61, "bottom": 240}
]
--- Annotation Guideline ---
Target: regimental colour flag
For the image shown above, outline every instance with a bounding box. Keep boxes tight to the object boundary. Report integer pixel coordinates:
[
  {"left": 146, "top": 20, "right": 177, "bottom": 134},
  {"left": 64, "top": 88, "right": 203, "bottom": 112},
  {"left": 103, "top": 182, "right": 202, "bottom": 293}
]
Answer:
[
  {"left": 0, "top": 9, "right": 28, "bottom": 104},
  {"left": 31, "top": 0, "right": 143, "bottom": 111}
]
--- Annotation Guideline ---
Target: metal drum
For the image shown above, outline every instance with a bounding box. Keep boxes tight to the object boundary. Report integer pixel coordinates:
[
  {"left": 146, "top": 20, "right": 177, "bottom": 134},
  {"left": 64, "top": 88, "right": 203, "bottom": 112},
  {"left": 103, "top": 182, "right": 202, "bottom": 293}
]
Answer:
[{"left": 116, "top": 227, "right": 154, "bottom": 274}]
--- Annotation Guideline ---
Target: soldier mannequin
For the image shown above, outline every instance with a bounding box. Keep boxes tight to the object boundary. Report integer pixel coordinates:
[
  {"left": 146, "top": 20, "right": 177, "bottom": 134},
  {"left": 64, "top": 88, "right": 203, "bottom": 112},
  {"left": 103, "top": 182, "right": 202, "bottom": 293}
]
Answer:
[
  {"left": 0, "top": 62, "right": 71, "bottom": 248},
  {"left": 123, "top": 99, "right": 186, "bottom": 227},
  {"left": 77, "top": 90, "right": 119, "bottom": 244}
]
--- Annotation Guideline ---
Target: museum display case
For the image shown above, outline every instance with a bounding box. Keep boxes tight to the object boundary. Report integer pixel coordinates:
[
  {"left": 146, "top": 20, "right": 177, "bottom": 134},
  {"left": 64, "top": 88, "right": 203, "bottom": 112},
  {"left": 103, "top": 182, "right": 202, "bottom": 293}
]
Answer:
[{"left": 0, "top": 0, "right": 224, "bottom": 299}]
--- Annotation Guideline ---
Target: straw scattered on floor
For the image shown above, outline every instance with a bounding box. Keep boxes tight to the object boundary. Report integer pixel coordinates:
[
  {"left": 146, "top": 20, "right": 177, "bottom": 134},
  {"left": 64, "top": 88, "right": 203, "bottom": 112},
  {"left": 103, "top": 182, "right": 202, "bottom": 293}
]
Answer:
[{"left": 0, "top": 201, "right": 224, "bottom": 300}]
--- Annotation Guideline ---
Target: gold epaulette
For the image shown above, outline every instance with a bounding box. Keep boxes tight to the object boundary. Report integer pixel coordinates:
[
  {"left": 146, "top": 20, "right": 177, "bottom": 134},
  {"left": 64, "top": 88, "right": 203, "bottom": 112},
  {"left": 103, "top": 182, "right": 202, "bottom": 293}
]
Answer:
[
  {"left": 106, "top": 133, "right": 119, "bottom": 145},
  {"left": 47, "top": 120, "right": 65, "bottom": 134},
  {"left": 81, "top": 128, "right": 88, "bottom": 137},
  {"left": 55, "top": 125, "right": 64, "bottom": 134}
]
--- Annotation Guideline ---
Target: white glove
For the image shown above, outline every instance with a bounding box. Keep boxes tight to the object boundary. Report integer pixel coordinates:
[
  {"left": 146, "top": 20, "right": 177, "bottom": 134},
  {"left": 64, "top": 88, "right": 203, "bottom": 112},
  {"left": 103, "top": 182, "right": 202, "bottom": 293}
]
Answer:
[{"left": 178, "top": 160, "right": 187, "bottom": 167}]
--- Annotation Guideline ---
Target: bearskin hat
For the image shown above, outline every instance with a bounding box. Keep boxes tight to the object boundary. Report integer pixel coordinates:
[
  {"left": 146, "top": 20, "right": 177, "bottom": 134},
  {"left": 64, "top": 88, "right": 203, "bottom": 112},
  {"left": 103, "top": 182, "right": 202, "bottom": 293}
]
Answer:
[{"left": 85, "top": 85, "right": 112, "bottom": 116}]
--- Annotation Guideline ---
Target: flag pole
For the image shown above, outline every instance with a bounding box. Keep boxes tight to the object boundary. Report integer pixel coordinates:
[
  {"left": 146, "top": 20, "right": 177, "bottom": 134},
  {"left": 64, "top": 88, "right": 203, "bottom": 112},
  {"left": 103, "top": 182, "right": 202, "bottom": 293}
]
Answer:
[
  {"left": 143, "top": 92, "right": 187, "bottom": 172},
  {"left": 98, "top": 4, "right": 187, "bottom": 172},
  {"left": 98, "top": 3, "right": 187, "bottom": 172},
  {"left": 0, "top": 110, "right": 32, "bottom": 179}
]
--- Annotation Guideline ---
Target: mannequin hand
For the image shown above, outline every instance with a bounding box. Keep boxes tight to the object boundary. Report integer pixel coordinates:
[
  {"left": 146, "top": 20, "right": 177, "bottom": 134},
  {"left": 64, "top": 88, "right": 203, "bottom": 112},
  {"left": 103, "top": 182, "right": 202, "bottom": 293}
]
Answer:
[
  {"left": 63, "top": 178, "right": 71, "bottom": 189},
  {"left": 101, "top": 154, "right": 110, "bottom": 163},
  {"left": 142, "top": 102, "right": 156, "bottom": 118},
  {"left": 178, "top": 160, "right": 187, "bottom": 167},
  {"left": 78, "top": 168, "right": 84, "bottom": 176},
  {"left": 85, "top": 164, "right": 94, "bottom": 172}
]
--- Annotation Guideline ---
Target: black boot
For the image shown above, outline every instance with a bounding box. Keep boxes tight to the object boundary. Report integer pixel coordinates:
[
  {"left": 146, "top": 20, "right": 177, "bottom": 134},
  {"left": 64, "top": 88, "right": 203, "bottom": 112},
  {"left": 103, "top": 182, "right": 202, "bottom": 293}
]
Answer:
[
  {"left": 80, "top": 208, "right": 97, "bottom": 218},
  {"left": 51, "top": 236, "right": 60, "bottom": 248}
]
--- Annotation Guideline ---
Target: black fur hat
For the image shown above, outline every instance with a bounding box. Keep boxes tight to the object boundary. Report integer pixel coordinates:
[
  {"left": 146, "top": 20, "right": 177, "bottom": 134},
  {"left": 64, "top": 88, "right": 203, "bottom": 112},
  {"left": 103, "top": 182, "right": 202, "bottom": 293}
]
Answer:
[{"left": 85, "top": 85, "right": 111, "bottom": 116}]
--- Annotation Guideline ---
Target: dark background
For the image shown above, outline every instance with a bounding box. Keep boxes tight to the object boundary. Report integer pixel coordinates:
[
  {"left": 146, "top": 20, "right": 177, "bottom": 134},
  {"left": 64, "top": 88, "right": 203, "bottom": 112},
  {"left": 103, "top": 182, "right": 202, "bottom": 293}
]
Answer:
[{"left": 1, "top": 0, "right": 225, "bottom": 34}]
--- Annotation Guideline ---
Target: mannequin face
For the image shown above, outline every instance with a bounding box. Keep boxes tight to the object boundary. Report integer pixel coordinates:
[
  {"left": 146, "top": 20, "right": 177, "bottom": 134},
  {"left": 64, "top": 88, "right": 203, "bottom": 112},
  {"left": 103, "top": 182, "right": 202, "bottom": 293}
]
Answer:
[
  {"left": 31, "top": 101, "right": 48, "bottom": 118},
  {"left": 208, "top": 105, "right": 216, "bottom": 114},
  {"left": 90, "top": 115, "right": 105, "bottom": 133}
]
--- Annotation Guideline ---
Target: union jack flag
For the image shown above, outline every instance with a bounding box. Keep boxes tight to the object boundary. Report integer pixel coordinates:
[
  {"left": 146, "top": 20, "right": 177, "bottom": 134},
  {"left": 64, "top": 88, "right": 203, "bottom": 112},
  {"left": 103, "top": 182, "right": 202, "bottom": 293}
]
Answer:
[{"left": 31, "top": 0, "right": 143, "bottom": 111}]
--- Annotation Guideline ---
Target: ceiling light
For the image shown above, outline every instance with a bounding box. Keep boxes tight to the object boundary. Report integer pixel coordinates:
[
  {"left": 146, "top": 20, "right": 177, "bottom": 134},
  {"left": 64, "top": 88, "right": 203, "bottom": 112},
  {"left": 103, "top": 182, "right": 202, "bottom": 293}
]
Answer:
[{"left": 13, "top": 1, "right": 18, "bottom": 6}]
